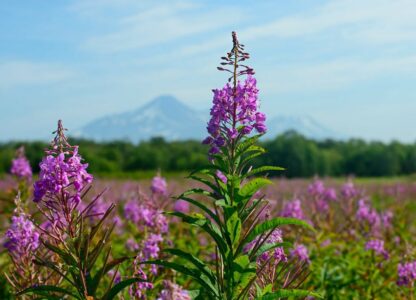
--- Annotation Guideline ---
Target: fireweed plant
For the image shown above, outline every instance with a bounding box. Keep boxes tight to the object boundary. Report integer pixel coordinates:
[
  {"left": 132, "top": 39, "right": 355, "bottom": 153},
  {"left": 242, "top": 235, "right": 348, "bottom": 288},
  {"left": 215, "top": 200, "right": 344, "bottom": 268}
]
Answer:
[
  {"left": 145, "top": 32, "right": 319, "bottom": 299},
  {"left": 15, "top": 120, "right": 142, "bottom": 299}
]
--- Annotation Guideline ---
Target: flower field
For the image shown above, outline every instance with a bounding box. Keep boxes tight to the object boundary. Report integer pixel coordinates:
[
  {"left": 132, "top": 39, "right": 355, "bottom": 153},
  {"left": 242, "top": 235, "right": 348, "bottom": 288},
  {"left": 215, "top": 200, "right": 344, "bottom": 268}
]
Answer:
[{"left": 0, "top": 32, "right": 415, "bottom": 300}]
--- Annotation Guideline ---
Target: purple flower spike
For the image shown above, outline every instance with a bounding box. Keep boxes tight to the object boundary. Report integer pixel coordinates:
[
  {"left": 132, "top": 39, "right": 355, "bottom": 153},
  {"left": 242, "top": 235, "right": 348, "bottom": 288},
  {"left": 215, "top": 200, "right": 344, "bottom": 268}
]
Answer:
[
  {"left": 10, "top": 146, "right": 32, "bottom": 180},
  {"left": 151, "top": 174, "right": 168, "bottom": 196},
  {"left": 33, "top": 146, "right": 93, "bottom": 204},
  {"left": 174, "top": 200, "right": 190, "bottom": 214},
  {"left": 397, "top": 261, "right": 416, "bottom": 286},
  {"left": 203, "top": 32, "right": 267, "bottom": 155},
  {"left": 4, "top": 213, "right": 40, "bottom": 260},
  {"left": 365, "top": 239, "right": 389, "bottom": 259},
  {"left": 291, "top": 244, "right": 310, "bottom": 264},
  {"left": 281, "top": 199, "right": 304, "bottom": 220}
]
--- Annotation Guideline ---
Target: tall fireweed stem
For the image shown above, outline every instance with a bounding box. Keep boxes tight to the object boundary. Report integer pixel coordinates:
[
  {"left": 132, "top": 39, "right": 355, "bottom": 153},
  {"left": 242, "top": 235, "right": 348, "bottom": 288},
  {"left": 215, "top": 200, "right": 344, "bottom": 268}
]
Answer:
[
  {"left": 148, "top": 32, "right": 319, "bottom": 300},
  {"left": 14, "top": 120, "right": 141, "bottom": 300}
]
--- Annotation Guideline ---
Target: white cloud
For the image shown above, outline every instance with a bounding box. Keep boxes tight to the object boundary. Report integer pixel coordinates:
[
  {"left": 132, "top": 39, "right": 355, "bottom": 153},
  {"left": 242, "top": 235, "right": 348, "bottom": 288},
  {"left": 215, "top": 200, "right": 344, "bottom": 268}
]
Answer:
[
  {"left": 82, "top": 2, "right": 241, "bottom": 53},
  {"left": 259, "top": 54, "right": 416, "bottom": 93},
  {"left": 0, "top": 61, "right": 74, "bottom": 89},
  {"left": 241, "top": 0, "right": 416, "bottom": 44}
]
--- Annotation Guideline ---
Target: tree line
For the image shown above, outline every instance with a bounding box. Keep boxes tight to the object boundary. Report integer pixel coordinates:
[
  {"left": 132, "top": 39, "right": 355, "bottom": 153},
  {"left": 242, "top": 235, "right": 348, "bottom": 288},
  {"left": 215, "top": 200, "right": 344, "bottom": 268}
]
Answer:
[{"left": 1, "top": 131, "right": 415, "bottom": 178}]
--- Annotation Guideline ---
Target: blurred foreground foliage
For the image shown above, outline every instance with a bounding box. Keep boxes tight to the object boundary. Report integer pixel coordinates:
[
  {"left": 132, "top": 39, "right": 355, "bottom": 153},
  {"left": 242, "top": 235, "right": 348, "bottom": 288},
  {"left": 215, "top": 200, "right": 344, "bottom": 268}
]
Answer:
[{"left": 0, "top": 131, "right": 415, "bottom": 178}]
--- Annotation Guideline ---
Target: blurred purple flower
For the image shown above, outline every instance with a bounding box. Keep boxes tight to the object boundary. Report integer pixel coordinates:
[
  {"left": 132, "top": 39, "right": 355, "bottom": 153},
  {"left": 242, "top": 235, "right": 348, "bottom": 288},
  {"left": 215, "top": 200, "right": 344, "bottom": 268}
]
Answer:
[
  {"left": 157, "top": 281, "right": 191, "bottom": 300},
  {"left": 323, "top": 188, "right": 337, "bottom": 201},
  {"left": 10, "top": 147, "right": 32, "bottom": 180},
  {"left": 341, "top": 180, "right": 359, "bottom": 198},
  {"left": 291, "top": 244, "right": 310, "bottom": 264},
  {"left": 356, "top": 199, "right": 381, "bottom": 232},
  {"left": 143, "top": 233, "right": 163, "bottom": 260},
  {"left": 397, "top": 261, "right": 416, "bottom": 286},
  {"left": 307, "top": 180, "right": 325, "bottom": 196},
  {"left": 244, "top": 228, "right": 286, "bottom": 264},
  {"left": 124, "top": 200, "right": 168, "bottom": 234},
  {"left": 151, "top": 175, "right": 167, "bottom": 196},
  {"left": 281, "top": 199, "right": 304, "bottom": 220},
  {"left": 4, "top": 213, "right": 40, "bottom": 260},
  {"left": 365, "top": 239, "right": 389, "bottom": 259},
  {"left": 216, "top": 170, "right": 228, "bottom": 184},
  {"left": 174, "top": 200, "right": 190, "bottom": 214},
  {"left": 381, "top": 210, "right": 393, "bottom": 229}
]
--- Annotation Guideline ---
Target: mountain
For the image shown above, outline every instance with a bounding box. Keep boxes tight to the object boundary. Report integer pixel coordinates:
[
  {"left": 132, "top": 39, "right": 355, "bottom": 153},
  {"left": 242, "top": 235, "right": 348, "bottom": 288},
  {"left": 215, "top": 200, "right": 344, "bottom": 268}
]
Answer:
[
  {"left": 74, "top": 95, "right": 206, "bottom": 142},
  {"left": 74, "top": 95, "right": 343, "bottom": 142},
  {"left": 266, "top": 115, "right": 344, "bottom": 141}
]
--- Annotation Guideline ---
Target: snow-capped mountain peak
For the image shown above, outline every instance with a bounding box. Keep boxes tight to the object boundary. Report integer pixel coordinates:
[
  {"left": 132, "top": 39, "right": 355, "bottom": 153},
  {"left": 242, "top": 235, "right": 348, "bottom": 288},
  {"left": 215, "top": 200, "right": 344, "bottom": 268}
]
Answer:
[{"left": 74, "top": 95, "right": 343, "bottom": 142}]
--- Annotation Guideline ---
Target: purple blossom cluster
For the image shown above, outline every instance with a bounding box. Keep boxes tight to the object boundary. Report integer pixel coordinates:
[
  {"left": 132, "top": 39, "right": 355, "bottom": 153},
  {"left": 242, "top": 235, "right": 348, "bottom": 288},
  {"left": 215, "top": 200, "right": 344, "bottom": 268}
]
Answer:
[
  {"left": 365, "top": 239, "right": 389, "bottom": 259},
  {"left": 290, "top": 244, "right": 310, "bottom": 264},
  {"left": 129, "top": 232, "right": 166, "bottom": 297},
  {"left": 216, "top": 170, "right": 228, "bottom": 184},
  {"left": 244, "top": 228, "right": 286, "bottom": 264},
  {"left": 281, "top": 198, "right": 304, "bottom": 220},
  {"left": 33, "top": 147, "right": 93, "bottom": 206},
  {"left": 130, "top": 259, "right": 154, "bottom": 299},
  {"left": 356, "top": 199, "right": 380, "bottom": 226},
  {"left": 341, "top": 180, "right": 360, "bottom": 199},
  {"left": 397, "top": 261, "right": 416, "bottom": 286},
  {"left": 151, "top": 175, "right": 168, "bottom": 196},
  {"left": 307, "top": 179, "right": 337, "bottom": 213},
  {"left": 203, "top": 76, "right": 266, "bottom": 155},
  {"left": 10, "top": 148, "right": 32, "bottom": 180},
  {"left": 356, "top": 199, "right": 393, "bottom": 235},
  {"left": 173, "top": 199, "right": 190, "bottom": 214},
  {"left": 157, "top": 281, "right": 190, "bottom": 300},
  {"left": 124, "top": 199, "right": 168, "bottom": 233},
  {"left": 4, "top": 213, "right": 40, "bottom": 260},
  {"left": 123, "top": 189, "right": 170, "bottom": 298}
]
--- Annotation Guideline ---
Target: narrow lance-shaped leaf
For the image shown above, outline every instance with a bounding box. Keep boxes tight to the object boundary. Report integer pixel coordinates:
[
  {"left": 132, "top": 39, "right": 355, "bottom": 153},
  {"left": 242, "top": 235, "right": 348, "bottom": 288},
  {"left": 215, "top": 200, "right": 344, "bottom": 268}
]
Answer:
[
  {"left": 243, "top": 217, "right": 314, "bottom": 246},
  {"left": 163, "top": 248, "right": 217, "bottom": 284},
  {"left": 16, "top": 285, "right": 81, "bottom": 299},
  {"left": 141, "top": 260, "right": 220, "bottom": 297},
  {"left": 259, "top": 289, "right": 323, "bottom": 299},
  {"left": 102, "top": 278, "right": 145, "bottom": 300}
]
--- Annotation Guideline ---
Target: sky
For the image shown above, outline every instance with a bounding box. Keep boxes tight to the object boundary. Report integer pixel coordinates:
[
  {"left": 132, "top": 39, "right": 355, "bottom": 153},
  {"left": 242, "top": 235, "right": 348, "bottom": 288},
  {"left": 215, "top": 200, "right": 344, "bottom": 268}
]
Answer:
[{"left": 1, "top": 0, "right": 415, "bottom": 142}]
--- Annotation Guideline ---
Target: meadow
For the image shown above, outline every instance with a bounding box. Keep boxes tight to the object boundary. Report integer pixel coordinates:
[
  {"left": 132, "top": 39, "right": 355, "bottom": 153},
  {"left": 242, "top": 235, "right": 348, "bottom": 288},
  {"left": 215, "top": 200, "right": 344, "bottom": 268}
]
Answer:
[{"left": 1, "top": 32, "right": 416, "bottom": 300}]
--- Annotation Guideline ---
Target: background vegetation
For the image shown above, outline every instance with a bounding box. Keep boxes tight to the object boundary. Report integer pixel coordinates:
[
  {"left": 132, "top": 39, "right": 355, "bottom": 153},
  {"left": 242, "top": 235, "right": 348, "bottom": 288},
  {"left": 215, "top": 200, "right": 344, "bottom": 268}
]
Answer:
[{"left": 1, "top": 131, "right": 415, "bottom": 178}]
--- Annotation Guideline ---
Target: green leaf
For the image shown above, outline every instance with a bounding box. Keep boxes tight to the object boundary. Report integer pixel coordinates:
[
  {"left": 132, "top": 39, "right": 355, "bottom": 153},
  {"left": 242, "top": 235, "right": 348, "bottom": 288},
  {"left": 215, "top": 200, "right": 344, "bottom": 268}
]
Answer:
[
  {"left": 16, "top": 285, "right": 81, "bottom": 299},
  {"left": 189, "top": 164, "right": 225, "bottom": 177},
  {"left": 89, "top": 254, "right": 133, "bottom": 296},
  {"left": 244, "top": 166, "right": 284, "bottom": 178},
  {"left": 42, "top": 240, "right": 77, "bottom": 266},
  {"left": 163, "top": 248, "right": 217, "bottom": 283},
  {"left": 142, "top": 260, "right": 219, "bottom": 297},
  {"left": 244, "top": 217, "right": 314, "bottom": 245},
  {"left": 187, "top": 174, "right": 220, "bottom": 193},
  {"left": 87, "top": 223, "right": 115, "bottom": 270},
  {"left": 236, "top": 136, "right": 262, "bottom": 157},
  {"left": 89, "top": 203, "right": 115, "bottom": 240},
  {"left": 182, "top": 188, "right": 218, "bottom": 201},
  {"left": 232, "top": 255, "right": 257, "bottom": 297},
  {"left": 259, "top": 289, "right": 323, "bottom": 299},
  {"left": 167, "top": 211, "right": 228, "bottom": 256},
  {"left": 226, "top": 212, "right": 242, "bottom": 249},
  {"left": 33, "top": 257, "right": 76, "bottom": 287},
  {"left": 176, "top": 196, "right": 220, "bottom": 225},
  {"left": 102, "top": 278, "right": 144, "bottom": 300},
  {"left": 253, "top": 242, "right": 292, "bottom": 259},
  {"left": 239, "top": 178, "right": 272, "bottom": 199}
]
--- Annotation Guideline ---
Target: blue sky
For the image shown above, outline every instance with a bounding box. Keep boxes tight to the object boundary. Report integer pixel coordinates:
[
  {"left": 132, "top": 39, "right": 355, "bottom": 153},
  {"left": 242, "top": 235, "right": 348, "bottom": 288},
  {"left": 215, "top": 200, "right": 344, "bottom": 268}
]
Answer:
[{"left": 1, "top": 0, "right": 415, "bottom": 142}]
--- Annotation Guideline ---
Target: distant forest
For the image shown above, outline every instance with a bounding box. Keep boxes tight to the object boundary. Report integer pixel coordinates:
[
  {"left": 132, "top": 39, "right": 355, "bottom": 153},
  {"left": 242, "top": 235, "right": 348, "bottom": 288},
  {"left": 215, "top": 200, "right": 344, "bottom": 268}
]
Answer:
[{"left": 1, "top": 131, "right": 416, "bottom": 178}]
